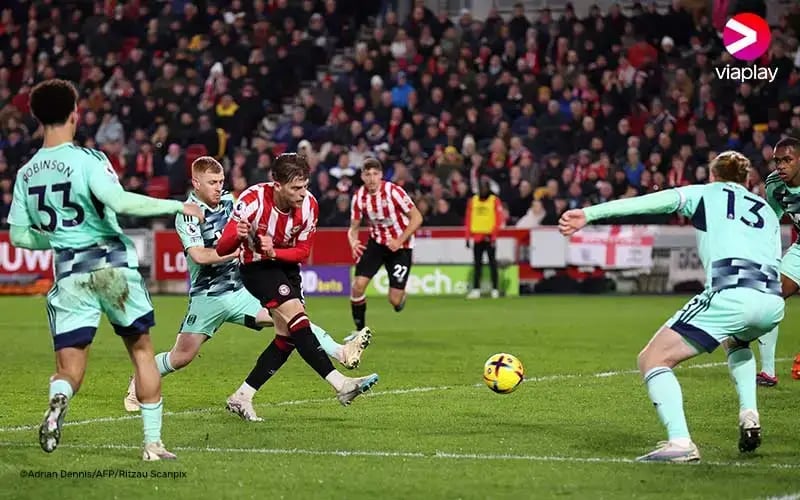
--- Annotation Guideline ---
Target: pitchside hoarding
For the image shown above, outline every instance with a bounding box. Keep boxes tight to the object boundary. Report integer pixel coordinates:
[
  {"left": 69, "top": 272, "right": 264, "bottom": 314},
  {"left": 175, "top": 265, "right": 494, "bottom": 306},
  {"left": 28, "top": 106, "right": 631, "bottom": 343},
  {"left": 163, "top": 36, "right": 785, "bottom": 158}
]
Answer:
[
  {"left": 152, "top": 231, "right": 350, "bottom": 296},
  {"left": 363, "top": 265, "right": 520, "bottom": 297}
]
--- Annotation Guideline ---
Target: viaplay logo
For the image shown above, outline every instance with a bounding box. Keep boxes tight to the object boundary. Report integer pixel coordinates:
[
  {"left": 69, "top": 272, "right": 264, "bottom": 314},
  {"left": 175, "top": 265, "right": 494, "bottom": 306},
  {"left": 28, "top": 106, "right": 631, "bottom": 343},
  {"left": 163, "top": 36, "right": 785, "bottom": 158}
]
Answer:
[
  {"left": 716, "top": 13, "right": 776, "bottom": 82},
  {"left": 723, "top": 13, "right": 770, "bottom": 60}
]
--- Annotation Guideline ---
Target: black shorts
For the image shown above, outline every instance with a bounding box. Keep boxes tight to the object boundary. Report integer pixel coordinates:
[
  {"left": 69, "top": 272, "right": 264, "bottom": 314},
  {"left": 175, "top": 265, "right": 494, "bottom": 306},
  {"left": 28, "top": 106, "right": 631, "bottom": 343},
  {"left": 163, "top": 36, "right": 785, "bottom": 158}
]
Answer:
[
  {"left": 240, "top": 260, "right": 303, "bottom": 309},
  {"left": 355, "top": 239, "right": 413, "bottom": 290}
]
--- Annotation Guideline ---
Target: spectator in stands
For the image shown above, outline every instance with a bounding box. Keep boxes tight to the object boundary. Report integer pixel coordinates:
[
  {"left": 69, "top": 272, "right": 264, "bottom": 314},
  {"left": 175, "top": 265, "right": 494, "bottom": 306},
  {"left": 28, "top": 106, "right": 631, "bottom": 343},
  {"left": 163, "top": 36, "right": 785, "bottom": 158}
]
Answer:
[{"left": 1, "top": 0, "right": 799, "bottom": 236}]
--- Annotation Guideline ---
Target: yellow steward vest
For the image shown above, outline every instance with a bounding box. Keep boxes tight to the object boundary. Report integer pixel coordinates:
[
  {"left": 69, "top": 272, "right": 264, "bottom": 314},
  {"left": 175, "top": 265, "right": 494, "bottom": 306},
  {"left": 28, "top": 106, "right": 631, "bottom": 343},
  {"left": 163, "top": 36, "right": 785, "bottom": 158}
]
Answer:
[{"left": 469, "top": 195, "right": 497, "bottom": 234}]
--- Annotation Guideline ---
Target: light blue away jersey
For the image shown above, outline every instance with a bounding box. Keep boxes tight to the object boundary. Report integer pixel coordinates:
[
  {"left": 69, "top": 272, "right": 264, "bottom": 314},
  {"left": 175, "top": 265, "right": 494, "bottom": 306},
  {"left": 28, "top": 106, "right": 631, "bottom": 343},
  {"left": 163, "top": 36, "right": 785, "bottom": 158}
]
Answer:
[
  {"left": 176, "top": 191, "right": 243, "bottom": 297},
  {"left": 675, "top": 182, "right": 781, "bottom": 293}
]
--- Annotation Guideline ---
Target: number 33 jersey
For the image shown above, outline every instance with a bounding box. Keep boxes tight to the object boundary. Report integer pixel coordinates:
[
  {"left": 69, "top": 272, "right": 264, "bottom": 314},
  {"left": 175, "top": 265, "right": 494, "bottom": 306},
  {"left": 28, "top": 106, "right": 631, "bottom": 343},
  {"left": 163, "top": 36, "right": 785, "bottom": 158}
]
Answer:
[{"left": 9, "top": 144, "right": 142, "bottom": 276}]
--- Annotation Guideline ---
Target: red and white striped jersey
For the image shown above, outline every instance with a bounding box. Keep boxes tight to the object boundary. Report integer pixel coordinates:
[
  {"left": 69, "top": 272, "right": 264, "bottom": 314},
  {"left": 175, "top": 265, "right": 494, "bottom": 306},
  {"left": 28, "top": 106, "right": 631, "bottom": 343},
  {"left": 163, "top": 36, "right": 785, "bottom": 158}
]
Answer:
[
  {"left": 230, "top": 182, "right": 319, "bottom": 264},
  {"left": 351, "top": 181, "right": 416, "bottom": 249}
]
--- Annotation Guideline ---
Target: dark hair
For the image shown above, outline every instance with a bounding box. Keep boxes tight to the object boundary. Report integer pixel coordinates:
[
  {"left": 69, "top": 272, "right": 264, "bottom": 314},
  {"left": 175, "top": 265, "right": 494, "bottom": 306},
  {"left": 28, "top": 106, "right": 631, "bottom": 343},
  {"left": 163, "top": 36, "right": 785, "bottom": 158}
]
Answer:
[
  {"left": 362, "top": 157, "right": 383, "bottom": 172},
  {"left": 272, "top": 153, "right": 310, "bottom": 184},
  {"left": 710, "top": 150, "right": 750, "bottom": 184},
  {"left": 30, "top": 79, "right": 78, "bottom": 127},
  {"left": 775, "top": 136, "right": 800, "bottom": 153}
]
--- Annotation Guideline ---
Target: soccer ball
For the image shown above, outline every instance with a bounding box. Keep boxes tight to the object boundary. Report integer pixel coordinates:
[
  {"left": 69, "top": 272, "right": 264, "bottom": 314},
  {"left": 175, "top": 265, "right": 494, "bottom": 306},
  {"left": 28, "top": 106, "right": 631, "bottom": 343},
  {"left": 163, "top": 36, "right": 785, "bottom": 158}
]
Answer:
[{"left": 482, "top": 353, "right": 525, "bottom": 394}]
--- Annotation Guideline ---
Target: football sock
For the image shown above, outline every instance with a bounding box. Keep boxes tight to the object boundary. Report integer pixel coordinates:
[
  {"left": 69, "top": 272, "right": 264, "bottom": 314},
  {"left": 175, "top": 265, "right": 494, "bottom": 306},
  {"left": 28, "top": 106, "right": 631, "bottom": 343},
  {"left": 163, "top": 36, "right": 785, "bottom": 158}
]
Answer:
[
  {"left": 728, "top": 345, "right": 758, "bottom": 412},
  {"left": 244, "top": 336, "right": 295, "bottom": 391},
  {"left": 48, "top": 378, "right": 74, "bottom": 401},
  {"left": 643, "top": 367, "right": 690, "bottom": 441},
  {"left": 757, "top": 326, "right": 778, "bottom": 377},
  {"left": 288, "top": 312, "right": 336, "bottom": 378},
  {"left": 234, "top": 382, "right": 257, "bottom": 401},
  {"left": 325, "top": 370, "right": 347, "bottom": 392},
  {"left": 155, "top": 352, "right": 176, "bottom": 377},
  {"left": 310, "top": 322, "right": 343, "bottom": 360},
  {"left": 140, "top": 398, "right": 163, "bottom": 444},
  {"left": 351, "top": 295, "right": 366, "bottom": 330}
]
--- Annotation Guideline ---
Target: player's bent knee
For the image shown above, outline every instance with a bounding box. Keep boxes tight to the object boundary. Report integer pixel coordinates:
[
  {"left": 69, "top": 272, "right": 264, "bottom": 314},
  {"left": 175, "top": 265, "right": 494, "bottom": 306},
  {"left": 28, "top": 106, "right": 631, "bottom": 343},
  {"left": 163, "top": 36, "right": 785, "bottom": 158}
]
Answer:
[
  {"left": 273, "top": 299, "right": 306, "bottom": 324},
  {"left": 255, "top": 308, "right": 274, "bottom": 327},
  {"left": 351, "top": 279, "right": 368, "bottom": 297}
]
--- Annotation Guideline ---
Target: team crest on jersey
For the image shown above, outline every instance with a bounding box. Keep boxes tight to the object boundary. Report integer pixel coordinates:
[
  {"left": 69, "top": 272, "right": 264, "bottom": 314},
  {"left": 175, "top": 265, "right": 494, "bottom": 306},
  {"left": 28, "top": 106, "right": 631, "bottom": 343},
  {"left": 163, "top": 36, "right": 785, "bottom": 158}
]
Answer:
[
  {"left": 187, "top": 223, "right": 199, "bottom": 235},
  {"left": 278, "top": 284, "right": 291, "bottom": 296},
  {"left": 235, "top": 200, "right": 246, "bottom": 214},
  {"left": 186, "top": 314, "right": 196, "bottom": 326}
]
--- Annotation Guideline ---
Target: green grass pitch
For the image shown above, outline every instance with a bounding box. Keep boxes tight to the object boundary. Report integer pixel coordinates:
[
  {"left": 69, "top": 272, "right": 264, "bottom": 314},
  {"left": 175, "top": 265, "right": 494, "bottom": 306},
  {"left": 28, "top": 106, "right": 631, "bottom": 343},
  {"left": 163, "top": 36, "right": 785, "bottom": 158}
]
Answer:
[{"left": 0, "top": 295, "right": 799, "bottom": 499}]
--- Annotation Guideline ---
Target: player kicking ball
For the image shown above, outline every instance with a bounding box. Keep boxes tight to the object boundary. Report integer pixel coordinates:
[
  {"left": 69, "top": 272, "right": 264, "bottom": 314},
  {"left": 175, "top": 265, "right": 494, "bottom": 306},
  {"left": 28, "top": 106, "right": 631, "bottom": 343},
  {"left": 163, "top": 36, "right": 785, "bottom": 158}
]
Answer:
[
  {"left": 559, "top": 151, "right": 784, "bottom": 463},
  {"left": 756, "top": 137, "right": 800, "bottom": 386},
  {"left": 346, "top": 158, "right": 422, "bottom": 339},
  {"left": 216, "top": 153, "right": 379, "bottom": 411},
  {"left": 9, "top": 79, "right": 206, "bottom": 460},
  {"left": 123, "top": 157, "right": 372, "bottom": 421}
]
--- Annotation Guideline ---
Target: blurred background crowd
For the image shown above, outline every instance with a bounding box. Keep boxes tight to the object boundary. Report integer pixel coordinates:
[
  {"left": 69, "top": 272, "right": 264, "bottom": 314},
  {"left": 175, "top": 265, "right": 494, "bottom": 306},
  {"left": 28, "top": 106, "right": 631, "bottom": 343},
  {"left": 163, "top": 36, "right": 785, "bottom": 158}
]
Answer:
[{"left": 1, "top": 0, "right": 799, "bottom": 230}]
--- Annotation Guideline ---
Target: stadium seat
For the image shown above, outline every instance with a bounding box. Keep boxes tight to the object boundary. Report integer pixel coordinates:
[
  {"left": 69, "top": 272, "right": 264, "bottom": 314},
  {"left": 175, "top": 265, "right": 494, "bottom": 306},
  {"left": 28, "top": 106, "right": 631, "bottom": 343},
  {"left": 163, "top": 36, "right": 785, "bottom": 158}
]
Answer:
[
  {"left": 185, "top": 144, "right": 208, "bottom": 175},
  {"left": 146, "top": 176, "right": 170, "bottom": 199}
]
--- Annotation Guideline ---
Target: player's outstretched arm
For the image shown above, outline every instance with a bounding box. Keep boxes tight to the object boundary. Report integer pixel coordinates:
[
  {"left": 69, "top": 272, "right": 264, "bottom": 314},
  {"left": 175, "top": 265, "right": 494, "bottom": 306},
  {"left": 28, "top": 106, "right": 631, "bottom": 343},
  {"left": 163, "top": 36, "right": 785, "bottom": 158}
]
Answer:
[
  {"left": 89, "top": 163, "right": 204, "bottom": 221},
  {"left": 559, "top": 189, "right": 683, "bottom": 236},
  {"left": 189, "top": 246, "right": 239, "bottom": 265},
  {"left": 176, "top": 213, "right": 239, "bottom": 265}
]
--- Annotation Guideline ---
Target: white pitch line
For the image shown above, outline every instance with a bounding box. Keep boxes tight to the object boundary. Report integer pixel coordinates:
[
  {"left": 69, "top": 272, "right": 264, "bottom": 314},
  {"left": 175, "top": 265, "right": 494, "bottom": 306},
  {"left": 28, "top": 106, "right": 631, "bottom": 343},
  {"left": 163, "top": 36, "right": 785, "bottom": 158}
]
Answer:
[
  {"left": 0, "top": 358, "right": 788, "bottom": 434},
  {"left": 766, "top": 494, "right": 800, "bottom": 500},
  {"left": 0, "top": 441, "right": 798, "bottom": 470}
]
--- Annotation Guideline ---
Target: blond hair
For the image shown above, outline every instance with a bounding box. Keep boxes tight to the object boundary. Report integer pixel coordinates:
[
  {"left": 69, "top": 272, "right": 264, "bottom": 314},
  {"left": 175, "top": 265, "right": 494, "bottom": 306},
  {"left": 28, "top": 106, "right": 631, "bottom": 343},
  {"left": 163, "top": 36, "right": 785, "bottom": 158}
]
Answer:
[
  {"left": 710, "top": 151, "right": 750, "bottom": 184},
  {"left": 191, "top": 156, "right": 223, "bottom": 175}
]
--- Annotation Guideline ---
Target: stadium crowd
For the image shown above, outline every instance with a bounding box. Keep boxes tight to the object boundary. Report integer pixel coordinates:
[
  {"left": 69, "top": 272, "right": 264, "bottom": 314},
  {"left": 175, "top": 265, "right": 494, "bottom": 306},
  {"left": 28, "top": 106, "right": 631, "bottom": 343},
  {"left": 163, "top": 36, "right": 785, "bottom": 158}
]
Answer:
[{"left": 1, "top": 0, "right": 800, "bottom": 230}]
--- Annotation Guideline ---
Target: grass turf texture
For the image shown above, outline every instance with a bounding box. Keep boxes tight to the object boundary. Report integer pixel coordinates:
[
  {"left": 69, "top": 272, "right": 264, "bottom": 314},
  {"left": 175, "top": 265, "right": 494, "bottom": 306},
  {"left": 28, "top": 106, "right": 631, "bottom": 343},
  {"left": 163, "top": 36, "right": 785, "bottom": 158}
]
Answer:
[{"left": 0, "top": 295, "right": 798, "bottom": 499}]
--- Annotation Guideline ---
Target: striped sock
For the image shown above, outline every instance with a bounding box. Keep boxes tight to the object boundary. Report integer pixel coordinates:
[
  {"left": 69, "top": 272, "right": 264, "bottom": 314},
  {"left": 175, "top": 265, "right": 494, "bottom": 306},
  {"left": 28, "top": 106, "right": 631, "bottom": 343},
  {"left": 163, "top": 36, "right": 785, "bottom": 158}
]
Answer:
[{"left": 155, "top": 352, "right": 175, "bottom": 377}]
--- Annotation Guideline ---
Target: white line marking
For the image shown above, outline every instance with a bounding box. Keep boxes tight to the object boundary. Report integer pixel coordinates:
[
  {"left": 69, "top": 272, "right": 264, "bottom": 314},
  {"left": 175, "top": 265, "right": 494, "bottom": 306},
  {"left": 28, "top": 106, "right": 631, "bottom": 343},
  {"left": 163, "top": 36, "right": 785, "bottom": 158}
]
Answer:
[
  {"left": 766, "top": 494, "right": 800, "bottom": 500},
  {"left": 0, "top": 442, "right": 798, "bottom": 469},
  {"left": 0, "top": 358, "right": 789, "bottom": 433}
]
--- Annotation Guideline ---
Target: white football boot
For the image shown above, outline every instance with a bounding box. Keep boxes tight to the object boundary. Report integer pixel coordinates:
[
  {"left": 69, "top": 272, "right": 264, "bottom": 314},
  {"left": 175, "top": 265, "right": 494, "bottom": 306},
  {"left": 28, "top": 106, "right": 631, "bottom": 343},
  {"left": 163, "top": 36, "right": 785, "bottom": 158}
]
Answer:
[
  {"left": 635, "top": 440, "right": 701, "bottom": 463},
  {"left": 340, "top": 327, "right": 372, "bottom": 369},
  {"left": 225, "top": 394, "right": 264, "bottom": 422},
  {"left": 336, "top": 373, "right": 379, "bottom": 406},
  {"left": 123, "top": 376, "right": 140, "bottom": 412}
]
